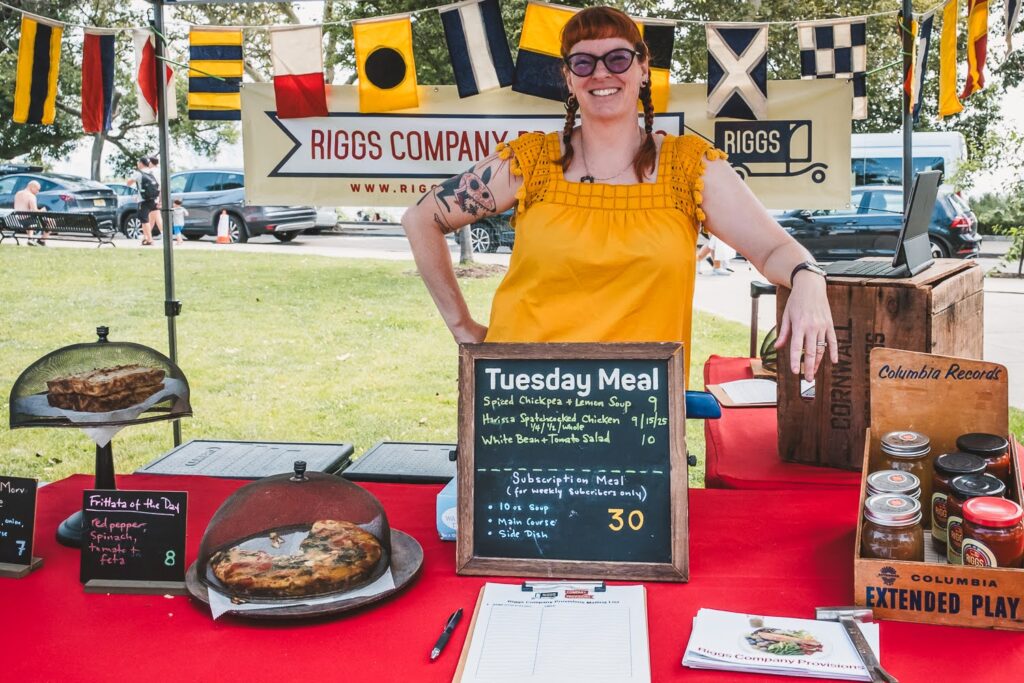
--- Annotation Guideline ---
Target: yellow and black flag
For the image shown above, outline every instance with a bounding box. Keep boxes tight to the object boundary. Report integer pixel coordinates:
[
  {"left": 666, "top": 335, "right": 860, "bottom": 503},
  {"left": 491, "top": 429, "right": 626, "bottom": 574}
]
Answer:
[
  {"left": 14, "top": 15, "right": 63, "bottom": 125},
  {"left": 353, "top": 16, "right": 418, "bottom": 113},
  {"left": 189, "top": 27, "right": 243, "bottom": 120},
  {"left": 638, "top": 19, "right": 675, "bottom": 113}
]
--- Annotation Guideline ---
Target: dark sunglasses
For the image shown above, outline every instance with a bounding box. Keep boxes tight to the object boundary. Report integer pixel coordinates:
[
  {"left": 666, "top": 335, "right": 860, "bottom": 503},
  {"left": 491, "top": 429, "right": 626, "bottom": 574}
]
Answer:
[{"left": 563, "top": 48, "right": 641, "bottom": 77}]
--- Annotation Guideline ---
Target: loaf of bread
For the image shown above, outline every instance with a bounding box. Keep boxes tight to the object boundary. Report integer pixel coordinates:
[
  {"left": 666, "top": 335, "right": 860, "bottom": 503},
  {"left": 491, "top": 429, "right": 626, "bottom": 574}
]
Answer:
[{"left": 46, "top": 364, "right": 165, "bottom": 412}]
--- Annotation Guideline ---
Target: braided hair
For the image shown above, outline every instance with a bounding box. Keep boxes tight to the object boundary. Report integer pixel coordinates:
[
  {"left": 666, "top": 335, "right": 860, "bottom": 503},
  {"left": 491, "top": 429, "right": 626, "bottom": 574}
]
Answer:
[{"left": 561, "top": 94, "right": 579, "bottom": 174}]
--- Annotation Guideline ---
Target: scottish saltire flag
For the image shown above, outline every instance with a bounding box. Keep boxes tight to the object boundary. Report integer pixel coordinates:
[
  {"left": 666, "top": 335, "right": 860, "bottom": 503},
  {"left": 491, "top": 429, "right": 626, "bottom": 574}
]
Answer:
[
  {"left": 961, "top": 0, "right": 988, "bottom": 98},
  {"left": 189, "top": 27, "right": 243, "bottom": 121},
  {"left": 706, "top": 23, "right": 768, "bottom": 120},
  {"left": 939, "top": 0, "right": 963, "bottom": 117},
  {"left": 82, "top": 29, "right": 116, "bottom": 133},
  {"left": 134, "top": 29, "right": 177, "bottom": 124},
  {"left": 910, "top": 13, "right": 935, "bottom": 122},
  {"left": 639, "top": 19, "right": 674, "bottom": 113},
  {"left": 796, "top": 17, "right": 868, "bottom": 119},
  {"left": 270, "top": 25, "right": 328, "bottom": 118},
  {"left": 439, "top": 0, "right": 514, "bottom": 98},
  {"left": 13, "top": 15, "right": 63, "bottom": 125},
  {"left": 1009, "top": 0, "right": 1021, "bottom": 50},
  {"left": 513, "top": 1, "right": 577, "bottom": 101}
]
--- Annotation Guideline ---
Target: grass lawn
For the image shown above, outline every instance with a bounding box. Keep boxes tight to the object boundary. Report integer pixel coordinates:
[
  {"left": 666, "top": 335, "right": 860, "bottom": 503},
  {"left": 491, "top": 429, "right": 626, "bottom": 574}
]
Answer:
[
  {"left": 2, "top": 247, "right": 1020, "bottom": 487},
  {"left": 0, "top": 247, "right": 749, "bottom": 487}
]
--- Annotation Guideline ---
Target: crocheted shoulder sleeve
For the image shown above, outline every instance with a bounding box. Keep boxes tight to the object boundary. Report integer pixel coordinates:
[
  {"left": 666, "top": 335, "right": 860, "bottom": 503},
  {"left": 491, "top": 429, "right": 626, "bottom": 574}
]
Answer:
[
  {"left": 495, "top": 131, "right": 554, "bottom": 216},
  {"left": 669, "top": 134, "right": 729, "bottom": 226}
]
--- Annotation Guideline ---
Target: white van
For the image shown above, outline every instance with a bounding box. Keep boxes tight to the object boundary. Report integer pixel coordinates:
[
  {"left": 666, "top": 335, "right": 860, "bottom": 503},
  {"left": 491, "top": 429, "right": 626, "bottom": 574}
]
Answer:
[{"left": 850, "top": 132, "right": 967, "bottom": 185}]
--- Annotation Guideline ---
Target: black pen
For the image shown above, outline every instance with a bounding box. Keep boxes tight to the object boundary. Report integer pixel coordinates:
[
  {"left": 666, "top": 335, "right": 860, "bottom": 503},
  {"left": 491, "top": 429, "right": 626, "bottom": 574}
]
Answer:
[{"left": 430, "top": 608, "right": 463, "bottom": 661}]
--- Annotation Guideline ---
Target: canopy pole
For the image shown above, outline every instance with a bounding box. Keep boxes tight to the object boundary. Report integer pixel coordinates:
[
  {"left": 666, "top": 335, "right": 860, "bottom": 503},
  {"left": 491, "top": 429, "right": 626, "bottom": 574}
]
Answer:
[
  {"left": 902, "top": 0, "right": 914, "bottom": 207},
  {"left": 151, "top": 0, "right": 182, "bottom": 447}
]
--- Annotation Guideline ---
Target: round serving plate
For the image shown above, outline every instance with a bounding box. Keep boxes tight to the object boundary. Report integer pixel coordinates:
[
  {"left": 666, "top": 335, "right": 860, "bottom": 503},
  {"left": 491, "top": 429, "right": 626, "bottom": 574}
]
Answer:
[{"left": 185, "top": 529, "right": 423, "bottom": 620}]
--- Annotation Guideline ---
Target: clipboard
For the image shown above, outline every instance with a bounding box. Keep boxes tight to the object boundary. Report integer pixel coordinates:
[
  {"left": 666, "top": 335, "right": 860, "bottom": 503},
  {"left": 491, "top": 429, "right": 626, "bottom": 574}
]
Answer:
[{"left": 452, "top": 582, "right": 649, "bottom": 683}]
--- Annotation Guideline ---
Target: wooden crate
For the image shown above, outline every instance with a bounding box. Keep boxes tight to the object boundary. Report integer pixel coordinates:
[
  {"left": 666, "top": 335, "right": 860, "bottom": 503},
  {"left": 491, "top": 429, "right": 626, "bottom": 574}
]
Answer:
[
  {"left": 777, "top": 259, "right": 983, "bottom": 470},
  {"left": 853, "top": 348, "right": 1024, "bottom": 630}
]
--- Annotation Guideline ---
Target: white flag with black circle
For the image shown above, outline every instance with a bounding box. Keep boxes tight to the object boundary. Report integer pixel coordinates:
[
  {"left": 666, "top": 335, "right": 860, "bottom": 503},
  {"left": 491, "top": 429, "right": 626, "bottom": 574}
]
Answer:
[{"left": 706, "top": 23, "right": 769, "bottom": 120}]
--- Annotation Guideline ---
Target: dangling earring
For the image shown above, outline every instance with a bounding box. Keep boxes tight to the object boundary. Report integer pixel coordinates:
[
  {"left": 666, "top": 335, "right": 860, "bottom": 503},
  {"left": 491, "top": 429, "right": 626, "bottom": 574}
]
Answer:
[{"left": 566, "top": 93, "right": 578, "bottom": 110}]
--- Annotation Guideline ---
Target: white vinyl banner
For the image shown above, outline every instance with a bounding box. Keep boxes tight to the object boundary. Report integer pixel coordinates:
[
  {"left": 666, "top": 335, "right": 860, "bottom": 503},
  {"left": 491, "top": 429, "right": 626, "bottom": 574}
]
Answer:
[{"left": 242, "top": 81, "right": 851, "bottom": 209}]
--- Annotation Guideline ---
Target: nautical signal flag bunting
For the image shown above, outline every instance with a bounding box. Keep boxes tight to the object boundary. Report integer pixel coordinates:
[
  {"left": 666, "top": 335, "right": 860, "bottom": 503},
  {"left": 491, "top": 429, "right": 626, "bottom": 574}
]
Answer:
[
  {"left": 354, "top": 16, "right": 419, "bottom": 113},
  {"left": 270, "top": 25, "right": 328, "bottom": 119},
  {"left": 189, "top": 27, "right": 243, "bottom": 121},
  {"left": 14, "top": 15, "right": 62, "bottom": 125},
  {"left": 82, "top": 29, "right": 116, "bottom": 133},
  {"left": 440, "top": 0, "right": 514, "bottom": 98},
  {"left": 134, "top": 29, "right": 177, "bottom": 125},
  {"left": 514, "top": 1, "right": 576, "bottom": 101},
  {"left": 638, "top": 19, "right": 675, "bottom": 113}
]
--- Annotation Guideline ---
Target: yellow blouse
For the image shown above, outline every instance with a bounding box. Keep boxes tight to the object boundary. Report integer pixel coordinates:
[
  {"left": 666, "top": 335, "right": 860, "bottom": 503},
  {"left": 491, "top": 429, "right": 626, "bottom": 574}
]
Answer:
[{"left": 484, "top": 131, "right": 727, "bottom": 381}]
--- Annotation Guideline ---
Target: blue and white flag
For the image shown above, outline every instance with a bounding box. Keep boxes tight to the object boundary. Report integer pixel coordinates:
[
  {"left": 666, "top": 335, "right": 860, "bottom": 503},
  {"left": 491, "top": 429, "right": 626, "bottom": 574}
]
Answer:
[
  {"left": 796, "top": 17, "right": 868, "bottom": 119},
  {"left": 706, "top": 23, "right": 769, "bottom": 120},
  {"left": 439, "top": 0, "right": 515, "bottom": 98},
  {"left": 1009, "top": 0, "right": 1022, "bottom": 51},
  {"left": 911, "top": 12, "right": 935, "bottom": 123}
]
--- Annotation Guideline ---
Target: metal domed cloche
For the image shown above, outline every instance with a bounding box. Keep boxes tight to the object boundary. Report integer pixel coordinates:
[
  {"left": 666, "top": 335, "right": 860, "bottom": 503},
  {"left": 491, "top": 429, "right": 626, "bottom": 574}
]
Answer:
[{"left": 9, "top": 326, "right": 191, "bottom": 429}]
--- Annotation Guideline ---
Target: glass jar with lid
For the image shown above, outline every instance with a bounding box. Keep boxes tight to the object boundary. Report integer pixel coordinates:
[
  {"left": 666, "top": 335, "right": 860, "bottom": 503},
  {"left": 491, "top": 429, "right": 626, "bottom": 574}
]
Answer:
[
  {"left": 931, "top": 452, "right": 986, "bottom": 552},
  {"left": 867, "top": 470, "right": 921, "bottom": 499},
  {"left": 947, "top": 474, "right": 1007, "bottom": 565},
  {"left": 861, "top": 494, "right": 924, "bottom": 562},
  {"left": 962, "top": 497, "right": 1024, "bottom": 568},
  {"left": 878, "top": 431, "right": 933, "bottom": 506},
  {"left": 956, "top": 433, "right": 1012, "bottom": 487}
]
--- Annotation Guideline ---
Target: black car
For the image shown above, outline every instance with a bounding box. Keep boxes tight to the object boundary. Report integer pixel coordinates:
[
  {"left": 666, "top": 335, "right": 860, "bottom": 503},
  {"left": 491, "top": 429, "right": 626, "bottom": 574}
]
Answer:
[
  {"left": 0, "top": 172, "right": 117, "bottom": 227},
  {"left": 105, "top": 182, "right": 144, "bottom": 238},
  {"left": 776, "top": 185, "right": 981, "bottom": 261},
  {"left": 467, "top": 210, "right": 515, "bottom": 253}
]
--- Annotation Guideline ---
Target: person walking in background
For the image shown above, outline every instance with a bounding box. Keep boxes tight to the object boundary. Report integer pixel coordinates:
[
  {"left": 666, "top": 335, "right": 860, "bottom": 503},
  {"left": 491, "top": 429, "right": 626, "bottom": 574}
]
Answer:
[
  {"left": 13, "top": 180, "right": 50, "bottom": 246},
  {"left": 171, "top": 198, "right": 187, "bottom": 245},
  {"left": 146, "top": 156, "right": 164, "bottom": 241},
  {"left": 697, "top": 234, "right": 737, "bottom": 276},
  {"left": 135, "top": 157, "right": 159, "bottom": 245}
]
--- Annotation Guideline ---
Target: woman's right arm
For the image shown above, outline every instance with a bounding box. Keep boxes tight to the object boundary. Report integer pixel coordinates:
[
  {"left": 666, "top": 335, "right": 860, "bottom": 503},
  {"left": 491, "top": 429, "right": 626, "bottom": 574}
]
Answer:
[{"left": 401, "top": 151, "right": 522, "bottom": 343}]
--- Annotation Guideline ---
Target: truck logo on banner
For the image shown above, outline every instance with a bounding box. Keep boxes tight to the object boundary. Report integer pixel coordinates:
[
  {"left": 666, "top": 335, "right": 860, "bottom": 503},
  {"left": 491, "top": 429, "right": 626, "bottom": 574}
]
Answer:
[
  {"left": 267, "top": 112, "right": 683, "bottom": 179},
  {"left": 714, "top": 120, "right": 829, "bottom": 184},
  {"left": 242, "top": 82, "right": 852, "bottom": 209}
]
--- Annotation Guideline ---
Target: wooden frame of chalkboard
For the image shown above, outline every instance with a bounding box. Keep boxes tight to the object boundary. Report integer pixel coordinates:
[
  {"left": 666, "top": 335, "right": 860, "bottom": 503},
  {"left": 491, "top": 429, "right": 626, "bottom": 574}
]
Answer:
[{"left": 457, "top": 342, "right": 689, "bottom": 581}]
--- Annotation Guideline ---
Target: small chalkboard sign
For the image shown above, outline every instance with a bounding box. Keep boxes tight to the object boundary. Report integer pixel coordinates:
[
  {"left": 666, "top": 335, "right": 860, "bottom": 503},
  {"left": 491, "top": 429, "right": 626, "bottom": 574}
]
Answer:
[
  {"left": 0, "top": 476, "right": 42, "bottom": 578},
  {"left": 80, "top": 489, "right": 188, "bottom": 594},
  {"left": 457, "top": 343, "right": 689, "bottom": 582}
]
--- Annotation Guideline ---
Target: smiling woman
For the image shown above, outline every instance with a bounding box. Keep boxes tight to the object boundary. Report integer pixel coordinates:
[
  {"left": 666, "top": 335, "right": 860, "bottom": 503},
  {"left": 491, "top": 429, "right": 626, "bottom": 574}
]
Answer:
[{"left": 401, "top": 6, "right": 839, "bottom": 386}]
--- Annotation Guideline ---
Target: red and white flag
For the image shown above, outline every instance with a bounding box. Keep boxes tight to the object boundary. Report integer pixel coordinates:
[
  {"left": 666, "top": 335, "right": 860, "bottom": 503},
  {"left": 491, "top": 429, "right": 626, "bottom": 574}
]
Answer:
[
  {"left": 270, "top": 25, "right": 328, "bottom": 118},
  {"left": 133, "top": 28, "right": 177, "bottom": 125}
]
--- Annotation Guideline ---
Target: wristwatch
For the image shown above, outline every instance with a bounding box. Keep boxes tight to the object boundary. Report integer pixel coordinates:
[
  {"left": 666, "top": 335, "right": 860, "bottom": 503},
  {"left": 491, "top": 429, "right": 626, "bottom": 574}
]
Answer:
[{"left": 790, "top": 261, "right": 826, "bottom": 287}]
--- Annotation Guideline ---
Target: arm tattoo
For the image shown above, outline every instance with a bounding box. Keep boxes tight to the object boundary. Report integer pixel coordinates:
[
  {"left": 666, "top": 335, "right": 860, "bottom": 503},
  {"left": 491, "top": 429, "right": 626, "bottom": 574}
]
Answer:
[{"left": 415, "top": 157, "right": 506, "bottom": 234}]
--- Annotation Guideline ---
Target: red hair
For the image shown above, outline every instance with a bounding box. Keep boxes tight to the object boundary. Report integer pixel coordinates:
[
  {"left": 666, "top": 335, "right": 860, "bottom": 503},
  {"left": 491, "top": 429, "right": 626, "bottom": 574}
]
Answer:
[{"left": 559, "top": 6, "right": 656, "bottom": 182}]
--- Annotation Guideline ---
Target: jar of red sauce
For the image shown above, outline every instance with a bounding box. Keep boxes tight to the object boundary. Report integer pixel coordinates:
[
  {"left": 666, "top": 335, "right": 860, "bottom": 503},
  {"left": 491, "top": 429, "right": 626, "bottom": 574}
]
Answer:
[
  {"left": 878, "top": 431, "right": 933, "bottom": 505},
  {"left": 962, "top": 497, "right": 1024, "bottom": 568},
  {"left": 931, "top": 452, "right": 986, "bottom": 552},
  {"left": 861, "top": 494, "right": 924, "bottom": 562},
  {"left": 947, "top": 474, "right": 1006, "bottom": 564},
  {"left": 956, "top": 433, "right": 1012, "bottom": 487}
]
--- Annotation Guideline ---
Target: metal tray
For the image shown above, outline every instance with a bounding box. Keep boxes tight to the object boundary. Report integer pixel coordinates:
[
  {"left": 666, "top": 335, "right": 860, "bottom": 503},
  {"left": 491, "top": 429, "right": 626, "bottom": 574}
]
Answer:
[{"left": 184, "top": 529, "right": 422, "bottom": 620}]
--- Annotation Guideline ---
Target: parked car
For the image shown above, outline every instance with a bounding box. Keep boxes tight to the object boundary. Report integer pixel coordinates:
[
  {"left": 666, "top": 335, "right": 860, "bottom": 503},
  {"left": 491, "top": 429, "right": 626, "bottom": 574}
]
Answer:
[
  {"left": 105, "top": 182, "right": 144, "bottom": 238},
  {"left": 465, "top": 209, "right": 515, "bottom": 253},
  {"left": 115, "top": 169, "right": 315, "bottom": 243},
  {"left": 776, "top": 185, "right": 981, "bottom": 261},
  {"left": 305, "top": 207, "right": 338, "bottom": 235},
  {"left": 0, "top": 162, "right": 43, "bottom": 177},
  {"left": 0, "top": 172, "right": 116, "bottom": 227}
]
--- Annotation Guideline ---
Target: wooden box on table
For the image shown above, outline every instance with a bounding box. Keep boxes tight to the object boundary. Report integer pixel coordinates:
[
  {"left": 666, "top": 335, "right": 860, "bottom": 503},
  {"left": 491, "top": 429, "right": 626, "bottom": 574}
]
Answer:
[
  {"left": 777, "top": 259, "right": 983, "bottom": 470},
  {"left": 854, "top": 348, "right": 1024, "bottom": 630}
]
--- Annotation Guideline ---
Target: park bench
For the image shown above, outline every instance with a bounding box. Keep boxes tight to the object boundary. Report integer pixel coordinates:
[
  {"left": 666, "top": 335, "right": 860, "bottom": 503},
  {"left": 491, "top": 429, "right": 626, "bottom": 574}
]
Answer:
[{"left": 0, "top": 210, "right": 116, "bottom": 247}]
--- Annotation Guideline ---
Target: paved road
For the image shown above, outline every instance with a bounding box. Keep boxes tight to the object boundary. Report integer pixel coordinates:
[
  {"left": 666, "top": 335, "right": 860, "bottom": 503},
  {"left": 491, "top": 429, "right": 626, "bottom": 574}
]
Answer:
[{"left": 6, "top": 227, "right": 1021, "bottom": 406}]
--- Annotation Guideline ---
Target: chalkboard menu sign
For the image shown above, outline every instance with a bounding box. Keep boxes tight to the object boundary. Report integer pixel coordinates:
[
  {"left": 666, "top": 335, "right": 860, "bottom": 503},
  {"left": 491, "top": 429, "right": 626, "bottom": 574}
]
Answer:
[
  {"left": 457, "top": 343, "right": 689, "bottom": 581},
  {"left": 0, "top": 476, "right": 39, "bottom": 572},
  {"left": 80, "top": 490, "right": 188, "bottom": 589}
]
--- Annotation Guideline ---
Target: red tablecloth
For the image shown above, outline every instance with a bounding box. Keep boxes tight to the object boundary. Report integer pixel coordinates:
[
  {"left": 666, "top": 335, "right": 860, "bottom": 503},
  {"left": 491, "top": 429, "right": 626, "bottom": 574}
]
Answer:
[
  {"left": 6, "top": 473, "right": 1024, "bottom": 682},
  {"left": 703, "top": 355, "right": 862, "bottom": 490}
]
